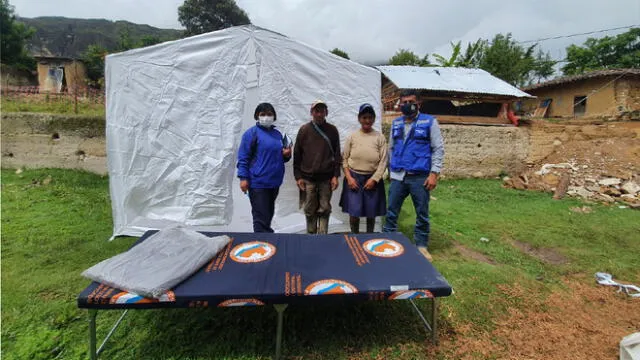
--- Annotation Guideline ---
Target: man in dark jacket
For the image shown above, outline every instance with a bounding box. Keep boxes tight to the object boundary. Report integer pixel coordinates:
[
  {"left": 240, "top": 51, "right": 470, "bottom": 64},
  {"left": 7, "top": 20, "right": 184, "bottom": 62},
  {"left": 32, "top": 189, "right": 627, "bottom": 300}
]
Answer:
[{"left": 293, "top": 100, "right": 341, "bottom": 234}]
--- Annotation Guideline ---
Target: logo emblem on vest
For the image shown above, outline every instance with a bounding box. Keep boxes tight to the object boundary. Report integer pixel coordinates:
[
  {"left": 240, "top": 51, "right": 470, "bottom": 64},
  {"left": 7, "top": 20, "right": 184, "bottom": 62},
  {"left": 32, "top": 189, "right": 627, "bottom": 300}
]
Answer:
[
  {"left": 230, "top": 241, "right": 276, "bottom": 263},
  {"left": 362, "top": 239, "right": 404, "bottom": 258},
  {"left": 304, "top": 279, "right": 358, "bottom": 295},
  {"left": 218, "top": 299, "right": 265, "bottom": 307},
  {"left": 389, "top": 289, "right": 434, "bottom": 300}
]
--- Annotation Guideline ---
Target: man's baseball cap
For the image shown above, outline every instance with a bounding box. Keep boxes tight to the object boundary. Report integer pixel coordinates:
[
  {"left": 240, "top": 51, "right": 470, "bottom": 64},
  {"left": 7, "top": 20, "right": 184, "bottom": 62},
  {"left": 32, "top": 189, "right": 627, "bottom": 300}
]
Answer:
[{"left": 311, "top": 100, "right": 327, "bottom": 110}]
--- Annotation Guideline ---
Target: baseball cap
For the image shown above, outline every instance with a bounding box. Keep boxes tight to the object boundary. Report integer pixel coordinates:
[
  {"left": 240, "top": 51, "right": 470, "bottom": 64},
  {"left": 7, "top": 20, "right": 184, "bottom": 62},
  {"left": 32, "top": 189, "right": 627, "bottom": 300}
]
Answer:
[
  {"left": 358, "top": 103, "right": 376, "bottom": 116},
  {"left": 310, "top": 100, "right": 327, "bottom": 110}
]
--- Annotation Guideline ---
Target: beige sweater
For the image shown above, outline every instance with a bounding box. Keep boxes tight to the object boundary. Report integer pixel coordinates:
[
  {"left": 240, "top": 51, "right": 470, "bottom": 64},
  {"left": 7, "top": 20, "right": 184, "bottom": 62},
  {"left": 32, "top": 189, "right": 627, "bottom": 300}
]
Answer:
[{"left": 342, "top": 129, "right": 388, "bottom": 182}]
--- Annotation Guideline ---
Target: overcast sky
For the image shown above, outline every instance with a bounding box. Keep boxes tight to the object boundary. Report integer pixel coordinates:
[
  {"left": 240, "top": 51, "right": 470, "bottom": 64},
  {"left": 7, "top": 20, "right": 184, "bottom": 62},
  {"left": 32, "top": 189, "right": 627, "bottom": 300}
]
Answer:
[{"left": 11, "top": 0, "right": 640, "bottom": 64}]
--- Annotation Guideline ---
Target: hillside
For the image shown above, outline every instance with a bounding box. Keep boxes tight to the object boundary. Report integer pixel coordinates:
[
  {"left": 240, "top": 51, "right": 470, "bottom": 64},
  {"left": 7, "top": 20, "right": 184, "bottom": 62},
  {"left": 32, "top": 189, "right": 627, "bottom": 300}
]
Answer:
[{"left": 17, "top": 16, "right": 183, "bottom": 58}]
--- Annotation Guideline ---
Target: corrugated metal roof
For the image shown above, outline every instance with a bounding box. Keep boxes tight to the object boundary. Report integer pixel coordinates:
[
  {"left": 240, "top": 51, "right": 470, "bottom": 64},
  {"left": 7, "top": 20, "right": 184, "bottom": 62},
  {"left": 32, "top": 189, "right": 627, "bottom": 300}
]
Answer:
[
  {"left": 377, "top": 65, "right": 533, "bottom": 98},
  {"left": 522, "top": 68, "right": 640, "bottom": 91}
]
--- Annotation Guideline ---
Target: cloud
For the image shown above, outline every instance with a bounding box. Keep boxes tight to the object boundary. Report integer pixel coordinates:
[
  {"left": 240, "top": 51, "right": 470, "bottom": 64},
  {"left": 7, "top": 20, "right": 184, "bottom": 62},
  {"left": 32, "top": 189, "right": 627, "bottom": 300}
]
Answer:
[{"left": 11, "top": 0, "right": 640, "bottom": 63}]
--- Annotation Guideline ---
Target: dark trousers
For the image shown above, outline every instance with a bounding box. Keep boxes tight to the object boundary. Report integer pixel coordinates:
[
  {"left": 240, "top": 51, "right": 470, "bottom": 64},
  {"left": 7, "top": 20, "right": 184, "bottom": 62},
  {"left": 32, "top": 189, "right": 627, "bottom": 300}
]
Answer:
[{"left": 249, "top": 188, "right": 280, "bottom": 233}]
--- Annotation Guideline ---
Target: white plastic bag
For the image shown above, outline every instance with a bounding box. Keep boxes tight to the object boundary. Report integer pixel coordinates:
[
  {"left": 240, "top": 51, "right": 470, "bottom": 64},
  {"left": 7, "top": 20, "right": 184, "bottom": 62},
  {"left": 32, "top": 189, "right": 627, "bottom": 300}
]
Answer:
[{"left": 595, "top": 272, "right": 640, "bottom": 298}]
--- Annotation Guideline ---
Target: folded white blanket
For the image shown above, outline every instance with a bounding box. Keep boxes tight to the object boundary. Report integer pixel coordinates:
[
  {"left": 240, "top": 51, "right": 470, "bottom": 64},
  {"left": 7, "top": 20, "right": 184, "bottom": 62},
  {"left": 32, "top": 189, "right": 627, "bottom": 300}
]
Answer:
[{"left": 82, "top": 227, "right": 230, "bottom": 299}]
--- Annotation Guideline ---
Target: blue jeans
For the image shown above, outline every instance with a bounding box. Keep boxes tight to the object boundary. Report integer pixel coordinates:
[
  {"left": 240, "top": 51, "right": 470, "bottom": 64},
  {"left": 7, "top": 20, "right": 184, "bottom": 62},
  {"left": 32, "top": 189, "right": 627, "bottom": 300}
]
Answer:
[{"left": 383, "top": 175, "right": 430, "bottom": 247}]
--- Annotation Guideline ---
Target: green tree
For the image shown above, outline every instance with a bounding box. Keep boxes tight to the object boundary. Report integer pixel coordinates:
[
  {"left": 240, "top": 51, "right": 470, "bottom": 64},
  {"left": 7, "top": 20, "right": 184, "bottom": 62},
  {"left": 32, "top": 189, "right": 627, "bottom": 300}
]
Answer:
[
  {"left": 330, "top": 48, "right": 350, "bottom": 60},
  {"left": 178, "top": 0, "right": 250, "bottom": 37},
  {"left": 82, "top": 44, "right": 108, "bottom": 87},
  {"left": 475, "top": 33, "right": 557, "bottom": 87},
  {"left": 388, "top": 49, "right": 430, "bottom": 66},
  {"left": 562, "top": 28, "right": 640, "bottom": 75},
  {"left": 140, "top": 35, "right": 162, "bottom": 47},
  {"left": 426, "top": 34, "right": 555, "bottom": 84},
  {"left": 432, "top": 41, "right": 462, "bottom": 67},
  {"left": 532, "top": 49, "right": 556, "bottom": 83},
  {"left": 478, "top": 33, "right": 534, "bottom": 86},
  {"left": 456, "top": 39, "right": 486, "bottom": 68},
  {"left": 0, "top": 0, "right": 35, "bottom": 71},
  {"left": 117, "top": 26, "right": 134, "bottom": 51}
]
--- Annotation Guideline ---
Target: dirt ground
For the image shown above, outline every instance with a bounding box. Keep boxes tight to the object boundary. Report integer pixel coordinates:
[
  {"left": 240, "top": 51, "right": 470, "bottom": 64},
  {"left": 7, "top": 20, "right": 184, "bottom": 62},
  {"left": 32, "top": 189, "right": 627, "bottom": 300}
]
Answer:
[
  {"left": 510, "top": 240, "right": 569, "bottom": 266},
  {"left": 452, "top": 120, "right": 640, "bottom": 359},
  {"left": 472, "top": 122, "right": 640, "bottom": 358},
  {"left": 453, "top": 243, "right": 497, "bottom": 265},
  {"left": 438, "top": 278, "right": 639, "bottom": 359}
]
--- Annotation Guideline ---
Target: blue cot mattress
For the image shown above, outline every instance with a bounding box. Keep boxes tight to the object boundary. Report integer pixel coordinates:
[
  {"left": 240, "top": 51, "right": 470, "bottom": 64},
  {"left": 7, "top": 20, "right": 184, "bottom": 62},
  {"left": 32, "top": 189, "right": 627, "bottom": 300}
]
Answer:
[{"left": 78, "top": 231, "right": 452, "bottom": 309}]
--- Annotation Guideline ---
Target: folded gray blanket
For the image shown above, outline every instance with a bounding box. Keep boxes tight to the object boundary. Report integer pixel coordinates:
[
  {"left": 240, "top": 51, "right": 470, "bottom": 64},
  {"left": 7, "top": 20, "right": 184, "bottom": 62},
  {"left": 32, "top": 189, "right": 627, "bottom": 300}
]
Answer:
[{"left": 82, "top": 227, "right": 230, "bottom": 298}]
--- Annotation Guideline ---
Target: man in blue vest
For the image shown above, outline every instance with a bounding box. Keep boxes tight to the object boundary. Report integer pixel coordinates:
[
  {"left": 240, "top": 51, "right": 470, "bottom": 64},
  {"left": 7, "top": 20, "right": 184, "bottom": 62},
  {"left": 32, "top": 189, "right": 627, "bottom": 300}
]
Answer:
[{"left": 383, "top": 90, "right": 445, "bottom": 261}]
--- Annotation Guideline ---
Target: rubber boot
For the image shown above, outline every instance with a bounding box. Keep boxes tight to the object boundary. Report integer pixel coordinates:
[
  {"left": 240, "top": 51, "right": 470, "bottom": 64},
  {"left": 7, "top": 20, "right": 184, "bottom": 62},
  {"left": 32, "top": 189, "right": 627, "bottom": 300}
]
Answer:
[
  {"left": 349, "top": 216, "right": 360, "bottom": 234},
  {"left": 366, "top": 217, "right": 375, "bottom": 233},
  {"left": 317, "top": 215, "right": 330, "bottom": 235},
  {"left": 306, "top": 215, "right": 318, "bottom": 234}
]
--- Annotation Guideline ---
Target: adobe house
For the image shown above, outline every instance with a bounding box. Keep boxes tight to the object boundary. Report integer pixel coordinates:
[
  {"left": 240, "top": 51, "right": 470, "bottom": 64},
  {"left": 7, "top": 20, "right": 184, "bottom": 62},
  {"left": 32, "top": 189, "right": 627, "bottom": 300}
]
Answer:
[
  {"left": 34, "top": 56, "right": 88, "bottom": 93},
  {"left": 377, "top": 66, "right": 533, "bottom": 126},
  {"left": 520, "top": 69, "right": 640, "bottom": 121}
]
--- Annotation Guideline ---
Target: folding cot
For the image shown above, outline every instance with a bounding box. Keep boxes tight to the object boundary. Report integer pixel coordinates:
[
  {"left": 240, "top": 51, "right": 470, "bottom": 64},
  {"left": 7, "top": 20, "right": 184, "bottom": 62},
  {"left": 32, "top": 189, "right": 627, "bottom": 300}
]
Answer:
[{"left": 78, "top": 231, "right": 452, "bottom": 359}]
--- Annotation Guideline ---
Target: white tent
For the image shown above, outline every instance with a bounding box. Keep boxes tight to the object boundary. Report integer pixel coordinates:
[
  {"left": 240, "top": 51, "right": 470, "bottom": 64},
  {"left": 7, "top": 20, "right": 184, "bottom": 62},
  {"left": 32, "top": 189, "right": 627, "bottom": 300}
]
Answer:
[{"left": 105, "top": 25, "right": 382, "bottom": 238}]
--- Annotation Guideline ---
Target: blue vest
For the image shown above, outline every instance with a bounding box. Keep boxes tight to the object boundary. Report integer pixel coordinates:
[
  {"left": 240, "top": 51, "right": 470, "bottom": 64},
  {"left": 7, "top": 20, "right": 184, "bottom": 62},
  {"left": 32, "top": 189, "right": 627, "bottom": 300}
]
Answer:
[{"left": 390, "top": 113, "right": 433, "bottom": 173}]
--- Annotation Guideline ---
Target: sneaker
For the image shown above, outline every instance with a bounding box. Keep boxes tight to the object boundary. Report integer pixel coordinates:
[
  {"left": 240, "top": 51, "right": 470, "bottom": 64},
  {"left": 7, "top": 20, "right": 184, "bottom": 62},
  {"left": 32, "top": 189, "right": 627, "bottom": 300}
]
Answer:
[{"left": 417, "top": 246, "right": 433, "bottom": 262}]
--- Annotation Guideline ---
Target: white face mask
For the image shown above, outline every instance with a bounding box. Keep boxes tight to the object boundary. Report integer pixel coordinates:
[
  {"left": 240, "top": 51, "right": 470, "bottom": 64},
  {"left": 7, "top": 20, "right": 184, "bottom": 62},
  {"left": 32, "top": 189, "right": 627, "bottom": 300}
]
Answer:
[{"left": 258, "top": 116, "right": 275, "bottom": 127}]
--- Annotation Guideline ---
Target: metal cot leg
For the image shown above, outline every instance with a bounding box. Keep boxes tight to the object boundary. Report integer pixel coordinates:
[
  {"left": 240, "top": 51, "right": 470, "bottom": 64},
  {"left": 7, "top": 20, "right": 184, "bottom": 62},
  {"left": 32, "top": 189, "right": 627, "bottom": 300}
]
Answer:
[
  {"left": 98, "top": 310, "right": 129, "bottom": 354},
  {"left": 88, "top": 310, "right": 98, "bottom": 360},
  {"left": 431, "top": 298, "right": 438, "bottom": 345},
  {"left": 409, "top": 299, "right": 432, "bottom": 333},
  {"left": 273, "top": 304, "right": 288, "bottom": 360},
  {"left": 87, "top": 309, "right": 130, "bottom": 359},
  {"left": 408, "top": 298, "right": 439, "bottom": 345}
]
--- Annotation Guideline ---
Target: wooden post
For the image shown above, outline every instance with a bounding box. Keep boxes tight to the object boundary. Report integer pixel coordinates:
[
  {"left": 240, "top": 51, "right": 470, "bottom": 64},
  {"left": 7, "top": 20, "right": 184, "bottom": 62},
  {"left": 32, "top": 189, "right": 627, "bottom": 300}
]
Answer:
[{"left": 74, "top": 62, "right": 79, "bottom": 114}]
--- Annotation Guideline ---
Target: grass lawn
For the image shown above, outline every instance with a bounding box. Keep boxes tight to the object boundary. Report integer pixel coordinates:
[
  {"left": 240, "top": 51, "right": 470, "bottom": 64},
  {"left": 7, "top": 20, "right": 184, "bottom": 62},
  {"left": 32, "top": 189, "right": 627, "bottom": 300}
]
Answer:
[
  {"left": 2, "top": 168, "right": 639, "bottom": 359},
  {"left": 1, "top": 97, "right": 105, "bottom": 117}
]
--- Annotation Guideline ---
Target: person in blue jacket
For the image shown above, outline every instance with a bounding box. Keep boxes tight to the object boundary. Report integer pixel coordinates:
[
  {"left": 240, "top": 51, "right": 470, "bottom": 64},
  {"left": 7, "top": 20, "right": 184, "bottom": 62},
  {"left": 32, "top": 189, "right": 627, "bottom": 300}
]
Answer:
[
  {"left": 383, "top": 90, "right": 445, "bottom": 261},
  {"left": 237, "top": 103, "right": 292, "bottom": 233}
]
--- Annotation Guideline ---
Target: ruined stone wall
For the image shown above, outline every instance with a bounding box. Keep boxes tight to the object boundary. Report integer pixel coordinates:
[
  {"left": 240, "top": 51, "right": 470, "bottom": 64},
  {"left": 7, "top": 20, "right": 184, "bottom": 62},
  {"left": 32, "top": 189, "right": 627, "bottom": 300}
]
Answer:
[
  {"left": 526, "top": 120, "right": 639, "bottom": 164},
  {"left": 440, "top": 125, "right": 529, "bottom": 177},
  {"left": 615, "top": 77, "right": 640, "bottom": 120}
]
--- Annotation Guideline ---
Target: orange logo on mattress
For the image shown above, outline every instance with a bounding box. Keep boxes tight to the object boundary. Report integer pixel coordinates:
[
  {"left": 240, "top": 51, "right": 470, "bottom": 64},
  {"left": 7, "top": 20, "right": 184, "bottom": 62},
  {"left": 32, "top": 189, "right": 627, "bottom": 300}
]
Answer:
[
  {"left": 389, "top": 289, "right": 434, "bottom": 300},
  {"left": 304, "top": 280, "right": 358, "bottom": 295},
  {"left": 230, "top": 241, "right": 276, "bottom": 263},
  {"left": 218, "top": 299, "right": 265, "bottom": 307},
  {"left": 108, "top": 290, "right": 175, "bottom": 304},
  {"left": 363, "top": 239, "right": 404, "bottom": 258}
]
